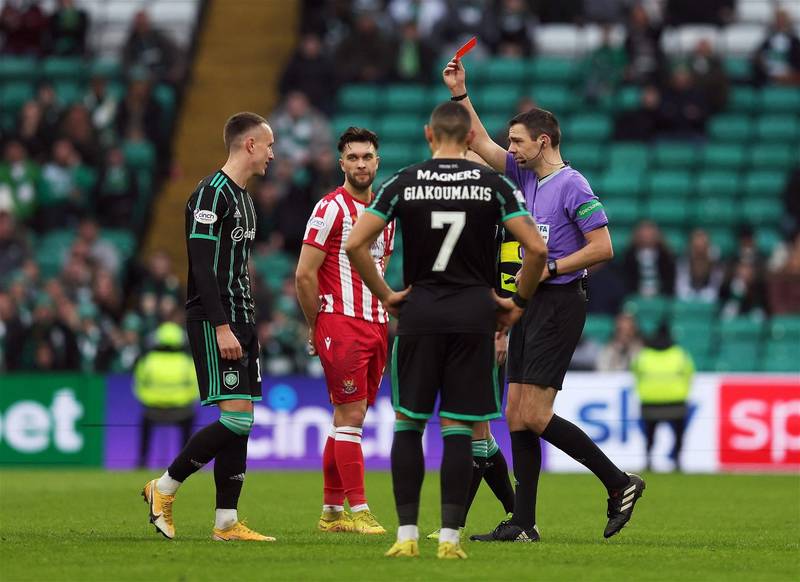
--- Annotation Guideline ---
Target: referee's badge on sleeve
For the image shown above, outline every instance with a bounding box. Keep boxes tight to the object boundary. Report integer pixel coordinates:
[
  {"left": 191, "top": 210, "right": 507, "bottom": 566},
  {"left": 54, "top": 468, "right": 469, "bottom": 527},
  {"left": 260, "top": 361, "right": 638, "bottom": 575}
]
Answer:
[{"left": 538, "top": 223, "right": 550, "bottom": 244}]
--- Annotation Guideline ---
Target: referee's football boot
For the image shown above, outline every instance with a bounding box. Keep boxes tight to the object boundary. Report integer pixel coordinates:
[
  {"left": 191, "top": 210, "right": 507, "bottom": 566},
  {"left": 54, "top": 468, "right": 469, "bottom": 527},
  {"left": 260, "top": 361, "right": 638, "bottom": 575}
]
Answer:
[
  {"left": 141, "top": 479, "right": 175, "bottom": 539},
  {"left": 604, "top": 473, "right": 646, "bottom": 538},
  {"left": 318, "top": 509, "right": 355, "bottom": 533},
  {"left": 384, "top": 539, "right": 420, "bottom": 557},
  {"left": 469, "top": 519, "right": 540, "bottom": 542},
  {"left": 212, "top": 520, "right": 276, "bottom": 541}
]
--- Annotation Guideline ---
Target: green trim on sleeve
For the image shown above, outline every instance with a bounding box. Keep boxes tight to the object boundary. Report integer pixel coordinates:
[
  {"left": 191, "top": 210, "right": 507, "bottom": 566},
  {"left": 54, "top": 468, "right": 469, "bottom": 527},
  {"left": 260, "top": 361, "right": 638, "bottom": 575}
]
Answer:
[
  {"left": 501, "top": 210, "right": 530, "bottom": 222},
  {"left": 366, "top": 207, "right": 390, "bottom": 220},
  {"left": 189, "top": 233, "right": 219, "bottom": 241}
]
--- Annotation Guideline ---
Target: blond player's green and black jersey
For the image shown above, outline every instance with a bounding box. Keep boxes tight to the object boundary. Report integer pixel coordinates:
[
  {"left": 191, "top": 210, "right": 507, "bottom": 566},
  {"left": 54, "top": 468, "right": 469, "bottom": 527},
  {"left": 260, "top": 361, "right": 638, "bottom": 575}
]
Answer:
[
  {"left": 367, "top": 158, "right": 529, "bottom": 335},
  {"left": 185, "top": 170, "right": 257, "bottom": 326}
]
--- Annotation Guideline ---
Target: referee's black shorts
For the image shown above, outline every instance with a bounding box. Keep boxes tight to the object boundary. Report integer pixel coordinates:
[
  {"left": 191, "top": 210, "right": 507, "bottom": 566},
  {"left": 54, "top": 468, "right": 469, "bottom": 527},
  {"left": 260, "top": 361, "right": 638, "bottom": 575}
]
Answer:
[
  {"left": 391, "top": 333, "right": 501, "bottom": 422},
  {"left": 507, "top": 280, "right": 587, "bottom": 390},
  {"left": 186, "top": 320, "right": 262, "bottom": 406}
]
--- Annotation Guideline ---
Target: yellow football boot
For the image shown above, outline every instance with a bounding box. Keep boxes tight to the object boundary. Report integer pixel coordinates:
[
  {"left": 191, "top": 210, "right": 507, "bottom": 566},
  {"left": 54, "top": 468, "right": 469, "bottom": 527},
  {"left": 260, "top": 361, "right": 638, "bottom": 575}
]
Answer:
[
  {"left": 437, "top": 541, "right": 468, "bottom": 559},
  {"left": 384, "top": 539, "right": 420, "bottom": 557},
  {"left": 352, "top": 510, "right": 386, "bottom": 535},
  {"left": 212, "top": 520, "right": 276, "bottom": 542},
  {"left": 142, "top": 479, "right": 175, "bottom": 539},
  {"left": 318, "top": 509, "right": 355, "bottom": 533}
]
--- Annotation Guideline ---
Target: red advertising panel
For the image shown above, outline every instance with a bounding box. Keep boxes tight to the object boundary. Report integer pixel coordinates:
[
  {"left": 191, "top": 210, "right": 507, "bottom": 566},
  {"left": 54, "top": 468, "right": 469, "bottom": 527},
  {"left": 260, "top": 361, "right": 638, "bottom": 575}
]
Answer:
[{"left": 719, "top": 378, "right": 800, "bottom": 470}]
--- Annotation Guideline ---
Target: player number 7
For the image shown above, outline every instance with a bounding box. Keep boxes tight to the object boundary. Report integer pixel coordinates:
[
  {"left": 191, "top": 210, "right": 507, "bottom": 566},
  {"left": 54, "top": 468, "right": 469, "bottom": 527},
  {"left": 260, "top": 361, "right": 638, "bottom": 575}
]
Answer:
[{"left": 431, "top": 211, "right": 466, "bottom": 271}]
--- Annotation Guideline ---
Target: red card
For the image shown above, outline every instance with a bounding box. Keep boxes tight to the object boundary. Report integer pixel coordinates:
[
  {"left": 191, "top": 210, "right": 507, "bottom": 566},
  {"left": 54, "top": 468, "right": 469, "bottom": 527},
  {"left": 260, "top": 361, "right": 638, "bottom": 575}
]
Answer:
[{"left": 455, "top": 36, "right": 477, "bottom": 60}]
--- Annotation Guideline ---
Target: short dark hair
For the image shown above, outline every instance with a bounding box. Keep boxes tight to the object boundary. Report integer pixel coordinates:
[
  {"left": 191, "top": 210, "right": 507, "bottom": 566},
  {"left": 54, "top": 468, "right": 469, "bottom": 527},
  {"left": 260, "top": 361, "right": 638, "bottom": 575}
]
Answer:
[
  {"left": 337, "top": 127, "right": 379, "bottom": 153},
  {"left": 429, "top": 101, "right": 471, "bottom": 142},
  {"left": 223, "top": 111, "right": 268, "bottom": 151},
  {"left": 509, "top": 107, "right": 561, "bottom": 146}
]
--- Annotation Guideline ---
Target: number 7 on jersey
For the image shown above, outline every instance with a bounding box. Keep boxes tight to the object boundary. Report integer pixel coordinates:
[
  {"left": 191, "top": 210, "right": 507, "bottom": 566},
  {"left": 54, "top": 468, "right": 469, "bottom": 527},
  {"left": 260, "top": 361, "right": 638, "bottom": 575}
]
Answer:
[{"left": 431, "top": 211, "right": 466, "bottom": 271}]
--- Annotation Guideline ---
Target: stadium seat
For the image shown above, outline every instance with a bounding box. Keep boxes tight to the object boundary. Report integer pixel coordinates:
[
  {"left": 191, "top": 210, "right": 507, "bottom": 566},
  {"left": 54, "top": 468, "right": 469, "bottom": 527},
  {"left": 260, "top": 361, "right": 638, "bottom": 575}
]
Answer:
[
  {"left": 122, "top": 140, "right": 156, "bottom": 173},
  {"left": 662, "top": 227, "right": 688, "bottom": 255},
  {"left": 723, "top": 57, "right": 751, "bottom": 83},
  {"left": 750, "top": 145, "right": 797, "bottom": 172},
  {"left": 582, "top": 314, "right": 614, "bottom": 343},
  {"left": 102, "top": 229, "right": 135, "bottom": 259},
  {"left": 769, "top": 315, "right": 800, "bottom": 342},
  {"left": 477, "top": 85, "right": 523, "bottom": 114},
  {"left": 428, "top": 85, "right": 453, "bottom": 108},
  {"left": 332, "top": 114, "right": 373, "bottom": 138},
  {"left": 672, "top": 321, "right": 713, "bottom": 360},
  {"left": 611, "top": 226, "right": 633, "bottom": 251},
  {"left": 726, "top": 86, "right": 757, "bottom": 113},
  {"left": 718, "top": 317, "right": 764, "bottom": 342},
  {"left": 597, "top": 170, "right": 644, "bottom": 198},
  {"left": 696, "top": 171, "right": 740, "bottom": 198},
  {"left": 0, "top": 82, "right": 34, "bottom": 110},
  {"left": 0, "top": 56, "right": 39, "bottom": 82},
  {"left": 646, "top": 199, "right": 689, "bottom": 226},
  {"left": 377, "top": 115, "right": 423, "bottom": 142},
  {"left": 481, "top": 114, "right": 508, "bottom": 138},
  {"left": 649, "top": 171, "right": 693, "bottom": 198},
  {"left": 337, "top": 85, "right": 381, "bottom": 113},
  {"left": 565, "top": 142, "right": 603, "bottom": 174},
  {"left": 672, "top": 300, "right": 717, "bottom": 323},
  {"left": 603, "top": 196, "right": 641, "bottom": 226},
  {"left": 652, "top": 143, "right": 698, "bottom": 169},
  {"left": 706, "top": 227, "right": 737, "bottom": 257},
  {"left": 616, "top": 85, "right": 642, "bottom": 111},
  {"left": 378, "top": 143, "right": 417, "bottom": 172},
  {"left": 52, "top": 81, "right": 83, "bottom": 105},
  {"left": 761, "top": 342, "right": 799, "bottom": 372},
  {"left": 153, "top": 84, "right": 176, "bottom": 125},
  {"left": 89, "top": 58, "right": 122, "bottom": 81},
  {"left": 693, "top": 197, "right": 739, "bottom": 227},
  {"left": 565, "top": 114, "right": 612, "bottom": 142},
  {"left": 528, "top": 57, "right": 579, "bottom": 84},
  {"left": 701, "top": 143, "right": 746, "bottom": 170},
  {"left": 756, "top": 115, "right": 799, "bottom": 142},
  {"left": 385, "top": 85, "right": 428, "bottom": 113},
  {"left": 742, "top": 199, "right": 781, "bottom": 225},
  {"left": 715, "top": 342, "right": 759, "bottom": 372},
  {"left": 759, "top": 87, "right": 800, "bottom": 114},
  {"left": 530, "top": 84, "right": 577, "bottom": 114},
  {"left": 707, "top": 114, "right": 752, "bottom": 142},
  {"left": 743, "top": 171, "right": 786, "bottom": 199},
  {"left": 756, "top": 228, "right": 782, "bottom": 255},
  {"left": 608, "top": 142, "right": 649, "bottom": 171},
  {"left": 486, "top": 58, "right": 527, "bottom": 83},
  {"left": 41, "top": 57, "right": 86, "bottom": 81},
  {"left": 623, "top": 295, "right": 671, "bottom": 330}
]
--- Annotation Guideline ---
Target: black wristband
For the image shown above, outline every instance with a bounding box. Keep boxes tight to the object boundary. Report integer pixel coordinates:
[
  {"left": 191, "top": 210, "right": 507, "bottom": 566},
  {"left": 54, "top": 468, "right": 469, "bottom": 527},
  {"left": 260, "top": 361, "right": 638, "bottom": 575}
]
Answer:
[
  {"left": 511, "top": 293, "right": 528, "bottom": 309},
  {"left": 547, "top": 260, "right": 558, "bottom": 277},
  {"left": 450, "top": 93, "right": 468, "bottom": 101}
]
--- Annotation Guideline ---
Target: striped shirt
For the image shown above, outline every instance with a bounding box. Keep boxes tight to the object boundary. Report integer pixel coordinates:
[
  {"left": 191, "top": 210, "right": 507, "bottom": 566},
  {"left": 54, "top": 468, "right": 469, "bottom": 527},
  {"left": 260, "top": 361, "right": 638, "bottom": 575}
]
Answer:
[
  {"left": 185, "top": 170, "right": 257, "bottom": 325},
  {"left": 303, "top": 186, "right": 395, "bottom": 324}
]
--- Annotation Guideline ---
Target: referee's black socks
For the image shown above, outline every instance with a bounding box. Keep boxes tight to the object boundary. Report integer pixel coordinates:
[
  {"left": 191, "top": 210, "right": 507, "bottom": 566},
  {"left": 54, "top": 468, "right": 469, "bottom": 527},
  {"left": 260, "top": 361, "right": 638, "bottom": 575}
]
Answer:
[
  {"left": 540, "top": 414, "right": 629, "bottom": 491},
  {"left": 509, "top": 430, "right": 541, "bottom": 530},
  {"left": 440, "top": 426, "right": 473, "bottom": 530},
  {"left": 391, "top": 421, "right": 425, "bottom": 526}
]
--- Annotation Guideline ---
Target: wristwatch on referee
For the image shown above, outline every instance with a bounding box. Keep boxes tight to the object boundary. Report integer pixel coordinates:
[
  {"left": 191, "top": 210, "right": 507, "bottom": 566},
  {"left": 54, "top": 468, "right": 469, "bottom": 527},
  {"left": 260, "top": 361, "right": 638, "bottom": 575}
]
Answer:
[{"left": 547, "top": 260, "right": 558, "bottom": 278}]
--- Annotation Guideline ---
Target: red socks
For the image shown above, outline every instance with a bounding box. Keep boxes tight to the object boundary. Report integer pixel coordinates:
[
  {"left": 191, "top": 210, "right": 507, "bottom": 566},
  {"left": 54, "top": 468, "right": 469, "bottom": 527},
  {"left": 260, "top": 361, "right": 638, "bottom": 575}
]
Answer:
[
  {"left": 322, "top": 428, "right": 344, "bottom": 507},
  {"left": 334, "top": 426, "right": 367, "bottom": 508}
]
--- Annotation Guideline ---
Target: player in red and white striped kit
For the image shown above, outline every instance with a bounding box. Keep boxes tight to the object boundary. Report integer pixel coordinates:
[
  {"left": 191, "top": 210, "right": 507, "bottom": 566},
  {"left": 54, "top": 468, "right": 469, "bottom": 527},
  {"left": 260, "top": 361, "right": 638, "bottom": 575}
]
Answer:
[{"left": 296, "top": 127, "right": 395, "bottom": 535}]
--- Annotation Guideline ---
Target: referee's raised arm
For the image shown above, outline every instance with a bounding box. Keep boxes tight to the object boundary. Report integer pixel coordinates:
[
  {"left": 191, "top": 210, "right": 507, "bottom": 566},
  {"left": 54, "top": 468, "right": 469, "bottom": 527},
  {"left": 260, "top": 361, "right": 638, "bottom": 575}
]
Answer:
[{"left": 443, "top": 58, "right": 508, "bottom": 173}]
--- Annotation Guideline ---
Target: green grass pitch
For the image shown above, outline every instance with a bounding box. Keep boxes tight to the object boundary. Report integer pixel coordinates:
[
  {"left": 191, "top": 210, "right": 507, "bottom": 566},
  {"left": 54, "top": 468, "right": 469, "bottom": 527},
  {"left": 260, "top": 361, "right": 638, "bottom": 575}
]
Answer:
[{"left": 1, "top": 470, "right": 798, "bottom": 581}]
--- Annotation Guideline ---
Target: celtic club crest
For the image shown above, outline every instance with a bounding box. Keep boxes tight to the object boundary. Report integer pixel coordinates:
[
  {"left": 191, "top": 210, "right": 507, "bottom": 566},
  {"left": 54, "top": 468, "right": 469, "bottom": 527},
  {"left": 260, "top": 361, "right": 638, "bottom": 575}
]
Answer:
[{"left": 223, "top": 370, "right": 240, "bottom": 390}]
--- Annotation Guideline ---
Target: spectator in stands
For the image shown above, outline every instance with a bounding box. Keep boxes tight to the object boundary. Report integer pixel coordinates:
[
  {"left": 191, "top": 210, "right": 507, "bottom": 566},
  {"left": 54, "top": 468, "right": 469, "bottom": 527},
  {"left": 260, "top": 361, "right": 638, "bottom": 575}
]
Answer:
[
  {"left": 83, "top": 68, "right": 120, "bottom": 148},
  {"left": 116, "top": 73, "right": 164, "bottom": 154},
  {"left": 0, "top": 0, "right": 49, "bottom": 55},
  {"left": 59, "top": 104, "right": 101, "bottom": 167},
  {"left": 686, "top": 39, "right": 729, "bottom": 113},
  {"left": 656, "top": 65, "right": 709, "bottom": 140},
  {"left": 433, "top": 0, "right": 496, "bottom": 58},
  {"left": 393, "top": 20, "right": 436, "bottom": 83},
  {"left": 730, "top": 224, "right": 763, "bottom": 267},
  {"left": 272, "top": 90, "right": 332, "bottom": 166},
  {"left": 121, "top": 10, "right": 183, "bottom": 85},
  {"left": 767, "top": 232, "right": 800, "bottom": 314},
  {"left": 95, "top": 147, "right": 137, "bottom": 228},
  {"left": 388, "top": 0, "right": 447, "bottom": 38},
  {"left": 582, "top": 0, "right": 627, "bottom": 24},
  {"left": 0, "top": 291, "right": 26, "bottom": 370},
  {"left": 38, "top": 139, "right": 92, "bottom": 229},
  {"left": 719, "top": 260, "right": 768, "bottom": 320},
  {"left": 587, "top": 262, "right": 627, "bottom": 315},
  {"left": 334, "top": 10, "right": 394, "bottom": 83},
  {"left": 530, "top": 0, "right": 583, "bottom": 23},
  {"left": 0, "top": 139, "right": 40, "bottom": 223},
  {"left": 280, "top": 33, "right": 337, "bottom": 115},
  {"left": 752, "top": 7, "right": 800, "bottom": 86},
  {"left": 623, "top": 4, "right": 665, "bottom": 85},
  {"left": 23, "top": 294, "right": 80, "bottom": 370},
  {"left": 613, "top": 84, "right": 661, "bottom": 141},
  {"left": 307, "top": 147, "right": 340, "bottom": 201},
  {"left": 664, "top": 0, "right": 733, "bottom": 26},
  {"left": 92, "top": 268, "right": 123, "bottom": 320},
  {"left": 74, "top": 218, "right": 120, "bottom": 275},
  {"left": 622, "top": 220, "right": 676, "bottom": 297},
  {"left": 47, "top": 0, "right": 88, "bottom": 56},
  {"left": 0, "top": 210, "right": 29, "bottom": 278},
  {"left": 597, "top": 312, "right": 644, "bottom": 372},
  {"left": 252, "top": 179, "right": 285, "bottom": 250},
  {"left": 110, "top": 312, "right": 143, "bottom": 372},
  {"left": 495, "top": 0, "right": 535, "bottom": 57},
  {"left": 134, "top": 249, "right": 182, "bottom": 319},
  {"left": 582, "top": 25, "right": 626, "bottom": 104},
  {"left": 676, "top": 229, "right": 723, "bottom": 302},
  {"left": 16, "top": 101, "right": 50, "bottom": 161}
]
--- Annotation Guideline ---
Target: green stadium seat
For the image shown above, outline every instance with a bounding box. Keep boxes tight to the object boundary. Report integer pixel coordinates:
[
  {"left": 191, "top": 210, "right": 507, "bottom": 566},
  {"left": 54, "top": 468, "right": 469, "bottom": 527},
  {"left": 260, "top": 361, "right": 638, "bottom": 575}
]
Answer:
[
  {"left": 623, "top": 295, "right": 671, "bottom": 326},
  {"left": 706, "top": 227, "right": 737, "bottom": 257},
  {"left": 693, "top": 197, "right": 739, "bottom": 227},
  {"left": 616, "top": 85, "right": 642, "bottom": 111},
  {"left": 52, "top": 81, "right": 83, "bottom": 105},
  {"left": 743, "top": 171, "right": 786, "bottom": 199},
  {"left": 41, "top": 57, "right": 85, "bottom": 81},
  {"left": 608, "top": 143, "right": 649, "bottom": 171},
  {"left": 528, "top": 57, "right": 579, "bottom": 84},
  {"left": 761, "top": 342, "right": 799, "bottom": 372},
  {"left": 582, "top": 314, "right": 614, "bottom": 343},
  {"left": 122, "top": 140, "right": 156, "bottom": 173},
  {"left": 385, "top": 85, "right": 428, "bottom": 113},
  {"left": 756, "top": 228, "right": 782, "bottom": 255},
  {"left": 662, "top": 227, "right": 688, "bottom": 255},
  {"left": 701, "top": 143, "right": 746, "bottom": 170},
  {"left": 603, "top": 197, "right": 641, "bottom": 226},
  {"left": 565, "top": 114, "right": 612, "bottom": 142},
  {"left": 378, "top": 142, "right": 417, "bottom": 171},
  {"left": 428, "top": 85, "right": 453, "bottom": 108},
  {"left": 377, "top": 115, "right": 423, "bottom": 142},
  {"left": 612, "top": 226, "right": 633, "bottom": 251},
  {"left": 477, "top": 85, "right": 522, "bottom": 114},
  {"left": 565, "top": 143, "right": 603, "bottom": 174},
  {"left": 715, "top": 342, "right": 760, "bottom": 372},
  {"left": 756, "top": 115, "right": 800, "bottom": 142},
  {"left": 337, "top": 85, "right": 381, "bottom": 113},
  {"left": 726, "top": 86, "right": 757, "bottom": 113},
  {"left": 646, "top": 198, "right": 689, "bottom": 225},
  {"left": 723, "top": 57, "right": 751, "bottom": 83},
  {"left": 89, "top": 58, "right": 122, "bottom": 80},
  {"left": 769, "top": 315, "right": 800, "bottom": 342},
  {"left": 649, "top": 171, "right": 693, "bottom": 198},
  {"left": 487, "top": 58, "right": 527, "bottom": 83},
  {"left": 0, "top": 56, "right": 39, "bottom": 82},
  {"left": 653, "top": 143, "right": 698, "bottom": 169},
  {"left": 597, "top": 170, "right": 644, "bottom": 198},
  {"left": 742, "top": 199, "right": 781, "bottom": 225},
  {"left": 759, "top": 87, "right": 800, "bottom": 114},
  {"left": 0, "top": 82, "right": 34, "bottom": 110},
  {"left": 697, "top": 171, "right": 740, "bottom": 198},
  {"left": 718, "top": 317, "right": 764, "bottom": 342},
  {"left": 153, "top": 84, "right": 176, "bottom": 124},
  {"left": 707, "top": 114, "right": 752, "bottom": 142},
  {"left": 332, "top": 114, "right": 373, "bottom": 138},
  {"left": 101, "top": 229, "right": 135, "bottom": 259},
  {"left": 750, "top": 145, "right": 797, "bottom": 172},
  {"left": 531, "top": 85, "right": 577, "bottom": 114},
  {"left": 481, "top": 114, "right": 508, "bottom": 138},
  {"left": 672, "top": 321, "right": 713, "bottom": 358},
  {"left": 672, "top": 300, "right": 717, "bottom": 323}
]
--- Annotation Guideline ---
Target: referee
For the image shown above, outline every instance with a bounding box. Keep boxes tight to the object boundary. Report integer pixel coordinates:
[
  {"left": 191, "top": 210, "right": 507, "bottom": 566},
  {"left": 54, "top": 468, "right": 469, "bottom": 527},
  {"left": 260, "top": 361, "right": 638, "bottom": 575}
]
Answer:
[{"left": 443, "top": 59, "right": 646, "bottom": 541}]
